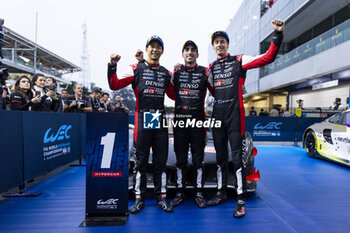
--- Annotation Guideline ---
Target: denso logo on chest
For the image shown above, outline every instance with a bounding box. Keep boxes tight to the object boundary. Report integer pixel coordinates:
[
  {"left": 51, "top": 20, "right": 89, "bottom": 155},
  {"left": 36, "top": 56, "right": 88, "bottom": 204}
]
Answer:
[
  {"left": 145, "top": 80, "right": 164, "bottom": 87},
  {"left": 180, "top": 83, "right": 199, "bottom": 89},
  {"left": 214, "top": 72, "right": 232, "bottom": 79}
]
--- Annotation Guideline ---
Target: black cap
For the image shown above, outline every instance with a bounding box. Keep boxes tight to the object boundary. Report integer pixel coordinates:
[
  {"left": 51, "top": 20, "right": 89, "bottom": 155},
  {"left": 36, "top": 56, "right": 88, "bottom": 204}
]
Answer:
[
  {"left": 211, "top": 31, "right": 229, "bottom": 45},
  {"left": 146, "top": 35, "right": 164, "bottom": 49},
  {"left": 182, "top": 40, "right": 198, "bottom": 52}
]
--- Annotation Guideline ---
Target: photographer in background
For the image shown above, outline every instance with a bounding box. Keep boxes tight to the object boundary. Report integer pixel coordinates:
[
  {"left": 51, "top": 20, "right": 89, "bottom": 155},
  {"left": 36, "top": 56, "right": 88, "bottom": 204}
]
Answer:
[
  {"left": 89, "top": 87, "right": 105, "bottom": 112},
  {"left": 65, "top": 83, "right": 92, "bottom": 113},
  {"left": 100, "top": 92, "right": 113, "bottom": 112},
  {"left": 114, "top": 94, "right": 129, "bottom": 112}
]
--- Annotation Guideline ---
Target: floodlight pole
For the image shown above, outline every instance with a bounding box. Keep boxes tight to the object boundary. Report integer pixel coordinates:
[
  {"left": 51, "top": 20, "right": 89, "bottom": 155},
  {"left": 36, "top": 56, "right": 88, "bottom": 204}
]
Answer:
[{"left": 34, "top": 12, "right": 38, "bottom": 74}]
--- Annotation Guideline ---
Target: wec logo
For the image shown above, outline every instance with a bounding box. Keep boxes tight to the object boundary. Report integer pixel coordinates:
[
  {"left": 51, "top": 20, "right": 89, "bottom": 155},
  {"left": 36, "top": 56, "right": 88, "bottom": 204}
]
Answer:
[
  {"left": 97, "top": 199, "right": 119, "bottom": 205},
  {"left": 43, "top": 125, "right": 72, "bottom": 143},
  {"left": 254, "top": 122, "right": 283, "bottom": 130}
]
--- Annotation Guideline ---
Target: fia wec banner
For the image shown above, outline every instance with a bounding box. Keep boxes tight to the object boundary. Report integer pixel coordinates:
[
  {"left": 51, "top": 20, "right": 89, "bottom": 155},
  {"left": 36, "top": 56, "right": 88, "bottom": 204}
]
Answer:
[
  {"left": 22, "top": 112, "right": 83, "bottom": 181},
  {"left": 85, "top": 112, "right": 129, "bottom": 217}
]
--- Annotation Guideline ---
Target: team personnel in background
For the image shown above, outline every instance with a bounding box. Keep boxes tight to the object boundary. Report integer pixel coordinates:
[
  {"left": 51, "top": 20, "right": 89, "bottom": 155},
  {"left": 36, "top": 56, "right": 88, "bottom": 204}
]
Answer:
[
  {"left": 61, "top": 89, "right": 69, "bottom": 112},
  {"left": 108, "top": 36, "right": 175, "bottom": 214},
  {"left": 136, "top": 41, "right": 212, "bottom": 208},
  {"left": 249, "top": 106, "right": 257, "bottom": 116},
  {"left": 207, "top": 19, "right": 285, "bottom": 217}
]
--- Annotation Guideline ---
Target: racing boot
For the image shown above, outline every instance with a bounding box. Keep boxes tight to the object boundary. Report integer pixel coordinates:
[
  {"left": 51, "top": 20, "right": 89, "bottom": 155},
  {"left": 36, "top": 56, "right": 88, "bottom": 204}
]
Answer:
[
  {"left": 207, "top": 190, "right": 227, "bottom": 206},
  {"left": 129, "top": 198, "right": 145, "bottom": 214},
  {"left": 170, "top": 192, "right": 185, "bottom": 207},
  {"left": 195, "top": 192, "right": 206, "bottom": 208},
  {"left": 157, "top": 197, "right": 174, "bottom": 213},
  {"left": 233, "top": 200, "right": 246, "bottom": 218}
]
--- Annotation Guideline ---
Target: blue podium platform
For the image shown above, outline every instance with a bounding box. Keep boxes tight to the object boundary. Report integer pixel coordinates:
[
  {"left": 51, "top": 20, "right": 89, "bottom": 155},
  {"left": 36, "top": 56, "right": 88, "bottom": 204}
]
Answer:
[{"left": 0, "top": 146, "right": 349, "bottom": 233}]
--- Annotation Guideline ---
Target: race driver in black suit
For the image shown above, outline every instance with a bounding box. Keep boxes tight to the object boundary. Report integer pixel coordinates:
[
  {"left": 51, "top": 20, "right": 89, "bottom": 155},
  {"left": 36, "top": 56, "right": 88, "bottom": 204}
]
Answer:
[
  {"left": 207, "top": 19, "right": 285, "bottom": 218},
  {"left": 108, "top": 36, "right": 175, "bottom": 214}
]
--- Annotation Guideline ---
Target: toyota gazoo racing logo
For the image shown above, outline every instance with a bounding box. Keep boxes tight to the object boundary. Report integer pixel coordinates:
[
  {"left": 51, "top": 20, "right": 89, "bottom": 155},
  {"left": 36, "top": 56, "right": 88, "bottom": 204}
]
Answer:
[
  {"left": 97, "top": 199, "right": 119, "bottom": 205},
  {"left": 181, "top": 89, "right": 189, "bottom": 95},
  {"left": 43, "top": 125, "right": 72, "bottom": 143},
  {"left": 253, "top": 122, "right": 283, "bottom": 130}
]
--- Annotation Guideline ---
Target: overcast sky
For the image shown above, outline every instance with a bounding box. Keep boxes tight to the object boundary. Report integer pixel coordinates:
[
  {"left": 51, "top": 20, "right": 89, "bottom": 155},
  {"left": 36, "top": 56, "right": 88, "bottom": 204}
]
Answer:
[{"left": 1, "top": 0, "right": 243, "bottom": 99}]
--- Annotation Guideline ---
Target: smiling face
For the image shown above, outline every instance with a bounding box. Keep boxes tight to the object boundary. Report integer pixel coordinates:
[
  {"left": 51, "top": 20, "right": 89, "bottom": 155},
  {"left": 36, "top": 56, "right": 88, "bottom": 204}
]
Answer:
[
  {"left": 182, "top": 45, "right": 198, "bottom": 66},
  {"left": 146, "top": 41, "right": 163, "bottom": 64},
  {"left": 35, "top": 76, "right": 46, "bottom": 88},
  {"left": 212, "top": 35, "right": 229, "bottom": 58}
]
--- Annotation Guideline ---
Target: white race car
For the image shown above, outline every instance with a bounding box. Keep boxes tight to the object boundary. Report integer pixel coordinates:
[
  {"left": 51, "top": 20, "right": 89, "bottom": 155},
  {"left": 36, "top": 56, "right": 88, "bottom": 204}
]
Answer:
[{"left": 303, "top": 109, "right": 350, "bottom": 166}]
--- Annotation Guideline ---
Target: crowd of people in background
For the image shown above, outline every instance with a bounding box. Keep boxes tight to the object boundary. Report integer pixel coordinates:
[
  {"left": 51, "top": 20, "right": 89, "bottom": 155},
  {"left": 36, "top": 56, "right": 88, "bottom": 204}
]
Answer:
[
  {"left": 0, "top": 74, "right": 348, "bottom": 115},
  {"left": 0, "top": 74, "right": 129, "bottom": 113},
  {"left": 249, "top": 96, "right": 349, "bottom": 118}
]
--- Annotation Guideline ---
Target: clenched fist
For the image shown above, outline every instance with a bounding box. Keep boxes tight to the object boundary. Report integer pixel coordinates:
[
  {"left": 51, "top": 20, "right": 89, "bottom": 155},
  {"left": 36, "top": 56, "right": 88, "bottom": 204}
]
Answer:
[
  {"left": 110, "top": 53, "right": 121, "bottom": 65},
  {"left": 271, "top": 19, "right": 285, "bottom": 32}
]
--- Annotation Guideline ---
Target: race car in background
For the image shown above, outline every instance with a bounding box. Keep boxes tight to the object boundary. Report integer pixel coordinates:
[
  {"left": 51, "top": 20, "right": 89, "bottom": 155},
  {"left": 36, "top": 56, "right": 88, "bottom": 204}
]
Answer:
[
  {"left": 303, "top": 109, "right": 350, "bottom": 167},
  {"left": 128, "top": 126, "right": 260, "bottom": 193}
]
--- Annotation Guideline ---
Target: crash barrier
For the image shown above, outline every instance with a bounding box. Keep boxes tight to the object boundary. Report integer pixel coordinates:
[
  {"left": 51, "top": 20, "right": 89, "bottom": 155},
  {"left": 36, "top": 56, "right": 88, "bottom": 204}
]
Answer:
[
  {"left": 82, "top": 112, "right": 129, "bottom": 226},
  {"left": 0, "top": 111, "right": 84, "bottom": 193},
  {"left": 127, "top": 115, "right": 323, "bottom": 142}
]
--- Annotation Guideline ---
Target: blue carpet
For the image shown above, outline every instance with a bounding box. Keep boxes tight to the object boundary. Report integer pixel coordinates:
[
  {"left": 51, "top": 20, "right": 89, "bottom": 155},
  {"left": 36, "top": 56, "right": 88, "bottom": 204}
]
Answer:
[{"left": 0, "top": 146, "right": 349, "bottom": 233}]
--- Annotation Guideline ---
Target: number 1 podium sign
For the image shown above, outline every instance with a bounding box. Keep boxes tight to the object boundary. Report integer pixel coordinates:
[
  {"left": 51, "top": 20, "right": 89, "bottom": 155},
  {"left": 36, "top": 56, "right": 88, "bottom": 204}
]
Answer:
[{"left": 80, "top": 112, "right": 129, "bottom": 227}]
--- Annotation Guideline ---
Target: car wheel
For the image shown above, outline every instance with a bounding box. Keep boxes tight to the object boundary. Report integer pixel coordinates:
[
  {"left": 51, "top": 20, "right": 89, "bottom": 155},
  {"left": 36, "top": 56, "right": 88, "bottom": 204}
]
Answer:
[{"left": 305, "top": 130, "right": 317, "bottom": 158}]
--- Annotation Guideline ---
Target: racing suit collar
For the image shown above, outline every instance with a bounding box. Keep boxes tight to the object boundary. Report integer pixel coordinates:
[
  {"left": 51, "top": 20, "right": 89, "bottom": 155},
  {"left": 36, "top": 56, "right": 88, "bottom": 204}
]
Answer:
[
  {"left": 217, "top": 53, "right": 230, "bottom": 61},
  {"left": 145, "top": 60, "right": 160, "bottom": 68},
  {"left": 185, "top": 63, "right": 198, "bottom": 70}
]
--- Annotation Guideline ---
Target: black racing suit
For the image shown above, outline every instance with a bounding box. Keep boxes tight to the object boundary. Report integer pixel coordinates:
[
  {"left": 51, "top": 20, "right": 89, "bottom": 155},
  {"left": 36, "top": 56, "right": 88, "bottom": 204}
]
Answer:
[
  {"left": 208, "top": 31, "right": 283, "bottom": 200},
  {"left": 108, "top": 60, "right": 174, "bottom": 199},
  {"left": 170, "top": 65, "right": 211, "bottom": 192}
]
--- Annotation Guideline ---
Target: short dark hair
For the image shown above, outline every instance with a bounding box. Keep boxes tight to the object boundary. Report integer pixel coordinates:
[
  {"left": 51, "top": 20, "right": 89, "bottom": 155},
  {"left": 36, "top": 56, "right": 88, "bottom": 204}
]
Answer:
[
  {"left": 102, "top": 93, "right": 109, "bottom": 97},
  {"left": 92, "top": 87, "right": 102, "bottom": 94},
  {"left": 73, "top": 83, "right": 82, "bottom": 89},
  {"left": 61, "top": 89, "right": 68, "bottom": 93},
  {"left": 46, "top": 77, "right": 56, "bottom": 84}
]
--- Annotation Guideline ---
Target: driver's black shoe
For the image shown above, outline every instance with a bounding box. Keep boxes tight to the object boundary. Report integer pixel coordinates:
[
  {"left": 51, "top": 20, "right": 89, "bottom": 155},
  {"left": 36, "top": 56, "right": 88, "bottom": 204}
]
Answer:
[
  {"left": 129, "top": 198, "right": 145, "bottom": 214},
  {"left": 195, "top": 192, "right": 206, "bottom": 208},
  {"left": 170, "top": 192, "right": 185, "bottom": 207},
  {"left": 207, "top": 191, "right": 227, "bottom": 206},
  {"left": 233, "top": 200, "right": 246, "bottom": 218},
  {"left": 157, "top": 198, "right": 174, "bottom": 213}
]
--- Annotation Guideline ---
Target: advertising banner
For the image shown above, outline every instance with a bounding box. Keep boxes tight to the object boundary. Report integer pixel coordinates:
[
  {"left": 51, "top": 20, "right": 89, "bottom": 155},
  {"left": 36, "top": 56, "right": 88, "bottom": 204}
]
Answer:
[
  {"left": 22, "top": 112, "right": 82, "bottom": 181},
  {"left": 0, "top": 111, "right": 24, "bottom": 192},
  {"left": 84, "top": 112, "right": 129, "bottom": 225}
]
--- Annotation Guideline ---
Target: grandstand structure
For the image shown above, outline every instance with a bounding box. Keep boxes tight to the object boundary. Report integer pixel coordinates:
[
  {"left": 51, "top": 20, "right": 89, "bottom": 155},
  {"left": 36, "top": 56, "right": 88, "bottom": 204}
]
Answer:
[{"left": 1, "top": 26, "right": 81, "bottom": 84}]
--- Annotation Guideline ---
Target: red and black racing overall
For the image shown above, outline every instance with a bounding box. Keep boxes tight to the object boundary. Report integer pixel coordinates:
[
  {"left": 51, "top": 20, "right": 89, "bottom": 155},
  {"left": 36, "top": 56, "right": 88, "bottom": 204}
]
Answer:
[
  {"left": 208, "top": 31, "right": 283, "bottom": 200},
  {"left": 108, "top": 60, "right": 174, "bottom": 199}
]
